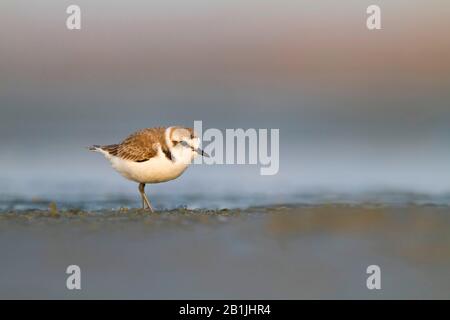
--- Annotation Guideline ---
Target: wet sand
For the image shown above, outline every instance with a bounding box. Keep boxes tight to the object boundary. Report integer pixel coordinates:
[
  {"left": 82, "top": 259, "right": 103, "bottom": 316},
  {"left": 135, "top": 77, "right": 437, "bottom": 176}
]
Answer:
[{"left": 1, "top": 204, "right": 450, "bottom": 299}]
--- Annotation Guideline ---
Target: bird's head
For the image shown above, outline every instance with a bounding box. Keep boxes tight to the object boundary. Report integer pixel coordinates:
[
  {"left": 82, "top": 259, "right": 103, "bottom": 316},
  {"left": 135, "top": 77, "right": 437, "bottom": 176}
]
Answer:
[{"left": 167, "top": 127, "right": 209, "bottom": 161}]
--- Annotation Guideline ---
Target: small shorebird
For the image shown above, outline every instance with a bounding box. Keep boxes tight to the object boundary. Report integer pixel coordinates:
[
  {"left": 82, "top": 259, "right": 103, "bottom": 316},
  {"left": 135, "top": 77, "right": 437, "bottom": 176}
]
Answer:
[{"left": 89, "top": 126, "right": 208, "bottom": 212}]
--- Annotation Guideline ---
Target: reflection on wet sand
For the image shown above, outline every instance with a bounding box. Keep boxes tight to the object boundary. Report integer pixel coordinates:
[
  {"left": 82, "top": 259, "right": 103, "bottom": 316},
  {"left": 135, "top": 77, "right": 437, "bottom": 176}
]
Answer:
[
  {"left": 1, "top": 204, "right": 450, "bottom": 299},
  {"left": 265, "top": 205, "right": 450, "bottom": 265}
]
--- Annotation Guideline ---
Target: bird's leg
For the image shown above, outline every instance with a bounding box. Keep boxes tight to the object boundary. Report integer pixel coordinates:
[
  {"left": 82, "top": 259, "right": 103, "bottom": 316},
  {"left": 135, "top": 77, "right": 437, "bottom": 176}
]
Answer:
[
  {"left": 138, "top": 183, "right": 154, "bottom": 212},
  {"left": 142, "top": 193, "right": 154, "bottom": 212},
  {"left": 139, "top": 183, "right": 146, "bottom": 209}
]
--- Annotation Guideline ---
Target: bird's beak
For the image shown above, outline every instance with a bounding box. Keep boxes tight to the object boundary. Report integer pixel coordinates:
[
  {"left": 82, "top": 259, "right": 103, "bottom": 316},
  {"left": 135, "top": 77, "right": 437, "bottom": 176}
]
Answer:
[
  {"left": 195, "top": 148, "right": 210, "bottom": 158},
  {"left": 180, "top": 141, "right": 209, "bottom": 157}
]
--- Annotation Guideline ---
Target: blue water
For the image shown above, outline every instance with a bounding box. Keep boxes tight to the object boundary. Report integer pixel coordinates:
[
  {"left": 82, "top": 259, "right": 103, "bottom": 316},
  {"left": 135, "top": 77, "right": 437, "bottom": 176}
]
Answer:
[{"left": 2, "top": 190, "right": 450, "bottom": 211}]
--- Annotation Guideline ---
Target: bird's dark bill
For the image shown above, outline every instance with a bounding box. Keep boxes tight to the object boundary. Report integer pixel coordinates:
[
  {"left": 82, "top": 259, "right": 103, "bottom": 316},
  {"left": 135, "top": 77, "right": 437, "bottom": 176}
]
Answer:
[{"left": 196, "top": 148, "right": 210, "bottom": 157}]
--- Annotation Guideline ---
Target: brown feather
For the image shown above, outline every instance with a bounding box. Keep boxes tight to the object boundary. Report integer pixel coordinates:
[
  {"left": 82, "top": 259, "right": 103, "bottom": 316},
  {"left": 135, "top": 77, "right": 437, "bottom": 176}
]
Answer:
[{"left": 101, "top": 127, "right": 169, "bottom": 162}]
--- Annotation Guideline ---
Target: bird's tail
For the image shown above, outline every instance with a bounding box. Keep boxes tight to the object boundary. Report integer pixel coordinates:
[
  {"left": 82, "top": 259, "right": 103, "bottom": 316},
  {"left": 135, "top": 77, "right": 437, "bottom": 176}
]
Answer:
[
  {"left": 87, "top": 145, "right": 102, "bottom": 152},
  {"left": 87, "top": 144, "right": 119, "bottom": 158}
]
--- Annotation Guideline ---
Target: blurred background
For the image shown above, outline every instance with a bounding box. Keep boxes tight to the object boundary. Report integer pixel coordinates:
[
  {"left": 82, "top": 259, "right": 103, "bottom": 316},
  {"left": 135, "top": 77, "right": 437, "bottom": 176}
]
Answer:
[
  {"left": 2, "top": 0, "right": 450, "bottom": 300},
  {"left": 1, "top": 0, "right": 450, "bottom": 209}
]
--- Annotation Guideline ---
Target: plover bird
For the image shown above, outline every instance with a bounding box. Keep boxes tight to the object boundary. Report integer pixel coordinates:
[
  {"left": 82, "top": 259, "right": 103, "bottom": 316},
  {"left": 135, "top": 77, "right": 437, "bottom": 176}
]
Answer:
[{"left": 89, "top": 126, "right": 208, "bottom": 212}]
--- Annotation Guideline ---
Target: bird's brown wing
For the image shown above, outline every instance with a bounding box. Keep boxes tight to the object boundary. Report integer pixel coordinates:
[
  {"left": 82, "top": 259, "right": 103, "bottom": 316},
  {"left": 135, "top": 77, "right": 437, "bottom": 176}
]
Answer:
[{"left": 102, "top": 127, "right": 169, "bottom": 162}]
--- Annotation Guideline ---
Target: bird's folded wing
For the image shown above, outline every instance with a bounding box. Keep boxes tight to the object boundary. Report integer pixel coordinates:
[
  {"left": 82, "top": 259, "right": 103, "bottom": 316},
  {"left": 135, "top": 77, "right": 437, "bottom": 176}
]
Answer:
[{"left": 105, "top": 127, "right": 167, "bottom": 162}]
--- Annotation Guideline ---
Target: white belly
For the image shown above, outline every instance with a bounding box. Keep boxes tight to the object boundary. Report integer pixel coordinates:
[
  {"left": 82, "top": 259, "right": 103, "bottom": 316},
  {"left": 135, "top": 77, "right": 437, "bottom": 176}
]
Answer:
[{"left": 108, "top": 153, "right": 190, "bottom": 184}]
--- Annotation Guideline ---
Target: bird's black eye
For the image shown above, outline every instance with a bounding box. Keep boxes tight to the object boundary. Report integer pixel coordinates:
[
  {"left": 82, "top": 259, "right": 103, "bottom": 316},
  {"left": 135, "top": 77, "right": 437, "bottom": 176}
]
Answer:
[{"left": 172, "top": 140, "right": 178, "bottom": 146}]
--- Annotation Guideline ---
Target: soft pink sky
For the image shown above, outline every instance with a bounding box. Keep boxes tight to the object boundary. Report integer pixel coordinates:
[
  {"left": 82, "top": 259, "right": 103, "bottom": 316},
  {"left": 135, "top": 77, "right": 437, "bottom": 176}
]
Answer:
[{"left": 1, "top": 0, "right": 449, "bottom": 90}]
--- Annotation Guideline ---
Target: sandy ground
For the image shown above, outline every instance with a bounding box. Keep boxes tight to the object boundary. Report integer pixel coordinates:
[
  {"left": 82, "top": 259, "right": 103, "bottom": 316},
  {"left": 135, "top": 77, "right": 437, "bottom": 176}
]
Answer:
[{"left": 1, "top": 204, "right": 450, "bottom": 299}]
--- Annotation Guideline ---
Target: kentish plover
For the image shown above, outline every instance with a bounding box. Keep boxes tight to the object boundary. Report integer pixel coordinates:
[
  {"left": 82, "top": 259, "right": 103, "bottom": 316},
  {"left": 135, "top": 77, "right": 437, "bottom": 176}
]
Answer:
[{"left": 89, "top": 126, "right": 208, "bottom": 212}]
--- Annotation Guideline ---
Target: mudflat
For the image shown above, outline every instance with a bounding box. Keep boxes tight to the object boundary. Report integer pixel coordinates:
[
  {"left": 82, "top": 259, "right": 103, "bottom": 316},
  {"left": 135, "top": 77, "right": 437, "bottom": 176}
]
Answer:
[{"left": 1, "top": 204, "right": 449, "bottom": 299}]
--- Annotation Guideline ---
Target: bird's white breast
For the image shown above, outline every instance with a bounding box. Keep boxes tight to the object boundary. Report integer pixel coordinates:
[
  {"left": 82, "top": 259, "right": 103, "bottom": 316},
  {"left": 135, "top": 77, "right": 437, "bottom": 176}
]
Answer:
[{"left": 107, "top": 152, "right": 190, "bottom": 184}]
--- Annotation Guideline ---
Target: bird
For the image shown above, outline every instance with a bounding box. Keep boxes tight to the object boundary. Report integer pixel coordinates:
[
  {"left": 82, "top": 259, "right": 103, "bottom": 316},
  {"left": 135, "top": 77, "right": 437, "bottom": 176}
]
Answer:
[{"left": 88, "top": 126, "right": 209, "bottom": 212}]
